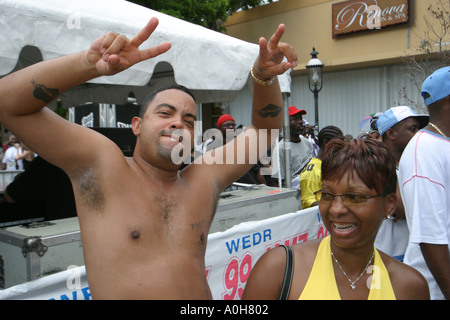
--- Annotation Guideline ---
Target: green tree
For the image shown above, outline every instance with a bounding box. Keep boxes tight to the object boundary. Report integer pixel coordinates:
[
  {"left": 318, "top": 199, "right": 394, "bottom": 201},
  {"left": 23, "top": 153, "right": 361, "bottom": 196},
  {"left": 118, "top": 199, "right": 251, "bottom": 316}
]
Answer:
[
  {"left": 400, "top": 0, "right": 450, "bottom": 111},
  {"left": 128, "top": 0, "right": 273, "bottom": 31}
]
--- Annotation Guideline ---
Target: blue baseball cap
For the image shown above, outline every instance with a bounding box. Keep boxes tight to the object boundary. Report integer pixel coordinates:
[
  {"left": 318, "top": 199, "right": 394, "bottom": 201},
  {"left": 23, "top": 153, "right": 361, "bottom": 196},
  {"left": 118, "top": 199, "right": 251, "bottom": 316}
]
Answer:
[
  {"left": 377, "top": 106, "right": 429, "bottom": 137},
  {"left": 421, "top": 66, "right": 450, "bottom": 106}
]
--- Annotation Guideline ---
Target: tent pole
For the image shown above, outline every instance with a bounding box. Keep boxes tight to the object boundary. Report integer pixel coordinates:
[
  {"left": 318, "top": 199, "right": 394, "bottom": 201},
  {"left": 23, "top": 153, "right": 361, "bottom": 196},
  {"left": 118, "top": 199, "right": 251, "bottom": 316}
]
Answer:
[{"left": 282, "top": 92, "right": 291, "bottom": 189}]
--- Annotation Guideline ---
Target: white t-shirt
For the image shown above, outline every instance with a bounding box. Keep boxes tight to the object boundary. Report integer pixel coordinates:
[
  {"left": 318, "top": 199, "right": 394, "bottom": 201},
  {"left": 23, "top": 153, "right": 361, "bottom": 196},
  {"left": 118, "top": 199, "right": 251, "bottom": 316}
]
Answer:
[
  {"left": 398, "top": 129, "right": 450, "bottom": 300},
  {"left": 271, "top": 136, "right": 313, "bottom": 184},
  {"left": 375, "top": 168, "right": 409, "bottom": 261},
  {"left": 1, "top": 146, "right": 23, "bottom": 171},
  {"left": 376, "top": 219, "right": 409, "bottom": 262}
]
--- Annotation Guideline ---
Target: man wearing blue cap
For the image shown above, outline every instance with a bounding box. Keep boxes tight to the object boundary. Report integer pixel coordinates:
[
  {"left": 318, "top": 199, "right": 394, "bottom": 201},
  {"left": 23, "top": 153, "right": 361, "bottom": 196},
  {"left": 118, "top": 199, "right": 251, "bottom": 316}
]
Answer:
[
  {"left": 375, "top": 106, "right": 428, "bottom": 262},
  {"left": 398, "top": 66, "right": 450, "bottom": 300}
]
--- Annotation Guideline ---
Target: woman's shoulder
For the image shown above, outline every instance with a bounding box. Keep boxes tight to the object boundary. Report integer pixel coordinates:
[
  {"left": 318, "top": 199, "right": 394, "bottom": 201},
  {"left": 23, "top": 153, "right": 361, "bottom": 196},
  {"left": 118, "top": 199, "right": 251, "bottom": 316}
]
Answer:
[
  {"left": 241, "top": 239, "right": 324, "bottom": 300},
  {"left": 241, "top": 244, "right": 291, "bottom": 299},
  {"left": 379, "top": 251, "right": 430, "bottom": 300},
  {"left": 291, "top": 238, "right": 322, "bottom": 258},
  {"left": 258, "top": 238, "right": 322, "bottom": 266}
]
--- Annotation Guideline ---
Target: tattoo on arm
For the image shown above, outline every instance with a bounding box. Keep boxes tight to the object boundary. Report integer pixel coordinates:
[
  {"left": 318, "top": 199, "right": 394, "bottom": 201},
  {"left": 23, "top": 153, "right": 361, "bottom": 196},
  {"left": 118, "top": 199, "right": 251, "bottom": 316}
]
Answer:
[
  {"left": 31, "top": 80, "right": 60, "bottom": 103},
  {"left": 257, "top": 104, "right": 282, "bottom": 118}
]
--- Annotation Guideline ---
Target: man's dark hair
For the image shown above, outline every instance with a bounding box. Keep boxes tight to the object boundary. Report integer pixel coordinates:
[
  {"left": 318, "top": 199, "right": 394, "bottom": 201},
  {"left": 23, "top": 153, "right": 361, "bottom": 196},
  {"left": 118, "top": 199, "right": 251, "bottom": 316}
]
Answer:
[
  {"left": 139, "top": 84, "right": 196, "bottom": 117},
  {"left": 318, "top": 125, "right": 344, "bottom": 148}
]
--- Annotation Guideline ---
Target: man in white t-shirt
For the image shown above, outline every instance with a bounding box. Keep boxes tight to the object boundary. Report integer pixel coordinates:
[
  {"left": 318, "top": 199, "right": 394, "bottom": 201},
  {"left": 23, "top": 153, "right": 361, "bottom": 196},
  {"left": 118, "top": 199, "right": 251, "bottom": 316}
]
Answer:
[
  {"left": 1, "top": 135, "right": 23, "bottom": 171},
  {"left": 271, "top": 106, "right": 313, "bottom": 188},
  {"left": 375, "top": 106, "right": 429, "bottom": 261},
  {"left": 398, "top": 66, "right": 450, "bottom": 300}
]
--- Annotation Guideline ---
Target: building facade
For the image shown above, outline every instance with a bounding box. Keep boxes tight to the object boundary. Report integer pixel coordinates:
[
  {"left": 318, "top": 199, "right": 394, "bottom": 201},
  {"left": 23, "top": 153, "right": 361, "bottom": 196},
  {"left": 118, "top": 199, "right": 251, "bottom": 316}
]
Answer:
[{"left": 222, "top": 0, "right": 448, "bottom": 137}]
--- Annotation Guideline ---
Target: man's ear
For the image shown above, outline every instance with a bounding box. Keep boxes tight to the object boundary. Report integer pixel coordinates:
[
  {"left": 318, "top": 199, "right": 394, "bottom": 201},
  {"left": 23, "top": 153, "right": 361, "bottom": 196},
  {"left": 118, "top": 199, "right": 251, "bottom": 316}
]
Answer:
[
  {"left": 385, "top": 128, "right": 396, "bottom": 141},
  {"left": 131, "top": 116, "right": 141, "bottom": 136}
]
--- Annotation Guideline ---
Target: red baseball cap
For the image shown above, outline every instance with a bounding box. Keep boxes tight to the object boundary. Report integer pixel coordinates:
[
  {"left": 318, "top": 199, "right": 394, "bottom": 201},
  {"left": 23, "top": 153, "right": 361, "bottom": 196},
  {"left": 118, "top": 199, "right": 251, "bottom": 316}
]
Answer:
[
  {"left": 288, "top": 106, "right": 307, "bottom": 116},
  {"left": 217, "top": 114, "right": 235, "bottom": 127}
]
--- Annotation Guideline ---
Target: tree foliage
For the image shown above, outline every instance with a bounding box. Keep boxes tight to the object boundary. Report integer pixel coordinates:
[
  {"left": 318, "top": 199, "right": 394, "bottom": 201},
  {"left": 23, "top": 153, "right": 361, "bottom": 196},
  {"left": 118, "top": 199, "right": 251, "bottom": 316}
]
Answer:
[
  {"left": 400, "top": 0, "right": 450, "bottom": 111},
  {"left": 128, "top": 0, "right": 272, "bottom": 31}
]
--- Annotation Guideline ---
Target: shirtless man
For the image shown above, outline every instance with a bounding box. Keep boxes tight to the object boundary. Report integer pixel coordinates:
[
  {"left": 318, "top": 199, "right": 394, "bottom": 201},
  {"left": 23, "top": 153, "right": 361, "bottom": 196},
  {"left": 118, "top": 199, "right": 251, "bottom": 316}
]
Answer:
[{"left": 0, "top": 18, "right": 297, "bottom": 299}]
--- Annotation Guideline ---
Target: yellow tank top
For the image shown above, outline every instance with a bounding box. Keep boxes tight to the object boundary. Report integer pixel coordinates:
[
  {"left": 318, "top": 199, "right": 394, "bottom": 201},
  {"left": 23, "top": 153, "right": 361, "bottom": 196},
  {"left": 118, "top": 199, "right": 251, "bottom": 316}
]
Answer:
[{"left": 299, "top": 236, "right": 396, "bottom": 300}]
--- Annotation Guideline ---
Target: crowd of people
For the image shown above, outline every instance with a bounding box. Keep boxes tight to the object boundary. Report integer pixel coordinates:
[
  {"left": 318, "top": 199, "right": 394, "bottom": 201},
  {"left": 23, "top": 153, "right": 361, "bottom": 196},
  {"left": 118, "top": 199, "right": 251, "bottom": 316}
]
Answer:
[
  {"left": 0, "top": 16, "right": 448, "bottom": 300},
  {"left": 243, "top": 67, "right": 449, "bottom": 300},
  {"left": 1, "top": 135, "right": 33, "bottom": 171}
]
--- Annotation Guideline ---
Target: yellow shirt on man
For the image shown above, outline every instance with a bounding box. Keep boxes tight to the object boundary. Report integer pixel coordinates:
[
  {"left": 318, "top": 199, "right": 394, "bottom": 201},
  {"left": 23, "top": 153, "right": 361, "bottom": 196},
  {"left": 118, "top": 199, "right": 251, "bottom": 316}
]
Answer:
[{"left": 299, "top": 157, "right": 322, "bottom": 208}]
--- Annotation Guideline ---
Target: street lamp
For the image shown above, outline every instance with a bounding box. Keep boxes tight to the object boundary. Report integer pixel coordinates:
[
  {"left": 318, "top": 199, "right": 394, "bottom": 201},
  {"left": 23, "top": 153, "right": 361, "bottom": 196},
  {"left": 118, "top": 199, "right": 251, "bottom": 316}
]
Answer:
[{"left": 306, "top": 47, "right": 324, "bottom": 134}]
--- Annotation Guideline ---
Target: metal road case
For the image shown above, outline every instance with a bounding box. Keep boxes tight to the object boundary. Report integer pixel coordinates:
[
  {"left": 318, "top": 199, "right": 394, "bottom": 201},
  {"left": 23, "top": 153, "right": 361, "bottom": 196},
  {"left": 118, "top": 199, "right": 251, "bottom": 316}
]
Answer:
[
  {"left": 210, "top": 185, "right": 300, "bottom": 233},
  {"left": 0, "top": 217, "right": 83, "bottom": 289}
]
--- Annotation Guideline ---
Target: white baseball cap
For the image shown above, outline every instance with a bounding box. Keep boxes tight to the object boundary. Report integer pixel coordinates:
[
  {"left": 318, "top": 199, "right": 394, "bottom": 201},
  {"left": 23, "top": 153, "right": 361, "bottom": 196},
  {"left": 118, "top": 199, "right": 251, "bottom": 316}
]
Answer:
[{"left": 377, "top": 106, "right": 429, "bottom": 136}]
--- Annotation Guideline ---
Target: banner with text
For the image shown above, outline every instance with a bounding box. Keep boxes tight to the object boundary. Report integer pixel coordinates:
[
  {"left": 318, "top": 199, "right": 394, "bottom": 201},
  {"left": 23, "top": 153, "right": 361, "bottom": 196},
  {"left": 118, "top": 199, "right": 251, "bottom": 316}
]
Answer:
[{"left": 205, "top": 207, "right": 326, "bottom": 300}]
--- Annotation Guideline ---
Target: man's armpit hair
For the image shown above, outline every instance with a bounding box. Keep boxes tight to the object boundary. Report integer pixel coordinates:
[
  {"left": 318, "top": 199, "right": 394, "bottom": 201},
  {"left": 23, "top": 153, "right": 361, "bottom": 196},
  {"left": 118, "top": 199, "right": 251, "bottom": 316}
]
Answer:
[{"left": 77, "top": 168, "right": 105, "bottom": 212}]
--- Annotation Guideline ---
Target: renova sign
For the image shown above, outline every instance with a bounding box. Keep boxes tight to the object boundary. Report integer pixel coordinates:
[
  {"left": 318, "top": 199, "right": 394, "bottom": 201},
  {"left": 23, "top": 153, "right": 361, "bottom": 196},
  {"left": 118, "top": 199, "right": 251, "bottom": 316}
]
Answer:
[{"left": 332, "top": 0, "right": 409, "bottom": 38}]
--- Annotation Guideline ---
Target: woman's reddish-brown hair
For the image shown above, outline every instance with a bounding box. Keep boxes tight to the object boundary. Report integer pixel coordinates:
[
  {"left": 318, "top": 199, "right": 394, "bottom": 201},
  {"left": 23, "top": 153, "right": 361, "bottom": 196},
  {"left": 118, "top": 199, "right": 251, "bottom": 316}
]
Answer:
[{"left": 321, "top": 134, "right": 397, "bottom": 195}]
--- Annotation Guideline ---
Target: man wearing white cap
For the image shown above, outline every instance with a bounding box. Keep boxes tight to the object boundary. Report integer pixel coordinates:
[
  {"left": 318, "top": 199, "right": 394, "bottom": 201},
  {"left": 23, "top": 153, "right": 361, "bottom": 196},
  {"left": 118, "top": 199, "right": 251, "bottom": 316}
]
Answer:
[
  {"left": 375, "top": 106, "right": 429, "bottom": 262},
  {"left": 398, "top": 66, "right": 450, "bottom": 300},
  {"left": 377, "top": 106, "right": 429, "bottom": 163}
]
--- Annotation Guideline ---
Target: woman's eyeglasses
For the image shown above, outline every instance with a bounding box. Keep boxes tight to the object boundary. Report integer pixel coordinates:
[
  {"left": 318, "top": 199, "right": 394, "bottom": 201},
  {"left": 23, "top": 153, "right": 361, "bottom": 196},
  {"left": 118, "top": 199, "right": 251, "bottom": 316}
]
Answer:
[{"left": 314, "top": 190, "right": 384, "bottom": 206}]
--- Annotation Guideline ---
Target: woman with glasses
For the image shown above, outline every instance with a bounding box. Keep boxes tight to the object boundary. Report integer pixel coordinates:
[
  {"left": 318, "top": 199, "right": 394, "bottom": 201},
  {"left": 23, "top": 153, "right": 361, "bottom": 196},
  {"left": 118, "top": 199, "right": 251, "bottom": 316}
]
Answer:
[{"left": 242, "top": 135, "right": 429, "bottom": 300}]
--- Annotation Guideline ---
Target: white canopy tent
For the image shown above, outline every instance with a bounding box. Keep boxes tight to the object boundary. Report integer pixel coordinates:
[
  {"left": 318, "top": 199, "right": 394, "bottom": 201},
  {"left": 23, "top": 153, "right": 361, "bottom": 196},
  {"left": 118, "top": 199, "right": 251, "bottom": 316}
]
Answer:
[
  {"left": 0, "top": 0, "right": 291, "bottom": 107},
  {"left": 0, "top": 0, "right": 293, "bottom": 187}
]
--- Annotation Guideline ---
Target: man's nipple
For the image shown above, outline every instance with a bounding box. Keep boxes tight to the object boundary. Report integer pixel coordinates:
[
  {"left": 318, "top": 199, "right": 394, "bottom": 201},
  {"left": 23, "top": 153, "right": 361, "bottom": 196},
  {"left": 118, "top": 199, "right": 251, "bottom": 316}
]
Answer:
[{"left": 130, "top": 230, "right": 140, "bottom": 240}]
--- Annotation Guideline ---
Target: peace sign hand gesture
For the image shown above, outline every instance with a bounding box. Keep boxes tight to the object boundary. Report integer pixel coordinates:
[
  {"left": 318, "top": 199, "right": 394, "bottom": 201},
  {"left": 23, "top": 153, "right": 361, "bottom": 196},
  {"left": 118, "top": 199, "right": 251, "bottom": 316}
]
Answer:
[
  {"left": 252, "top": 24, "right": 298, "bottom": 81},
  {"left": 86, "top": 17, "right": 171, "bottom": 76}
]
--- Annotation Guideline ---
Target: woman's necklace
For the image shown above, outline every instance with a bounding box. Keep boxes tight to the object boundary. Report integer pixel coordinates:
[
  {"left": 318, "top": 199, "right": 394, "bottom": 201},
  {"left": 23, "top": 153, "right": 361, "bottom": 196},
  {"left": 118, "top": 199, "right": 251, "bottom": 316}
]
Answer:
[
  {"left": 429, "top": 122, "right": 449, "bottom": 140},
  {"left": 331, "top": 250, "right": 375, "bottom": 290}
]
